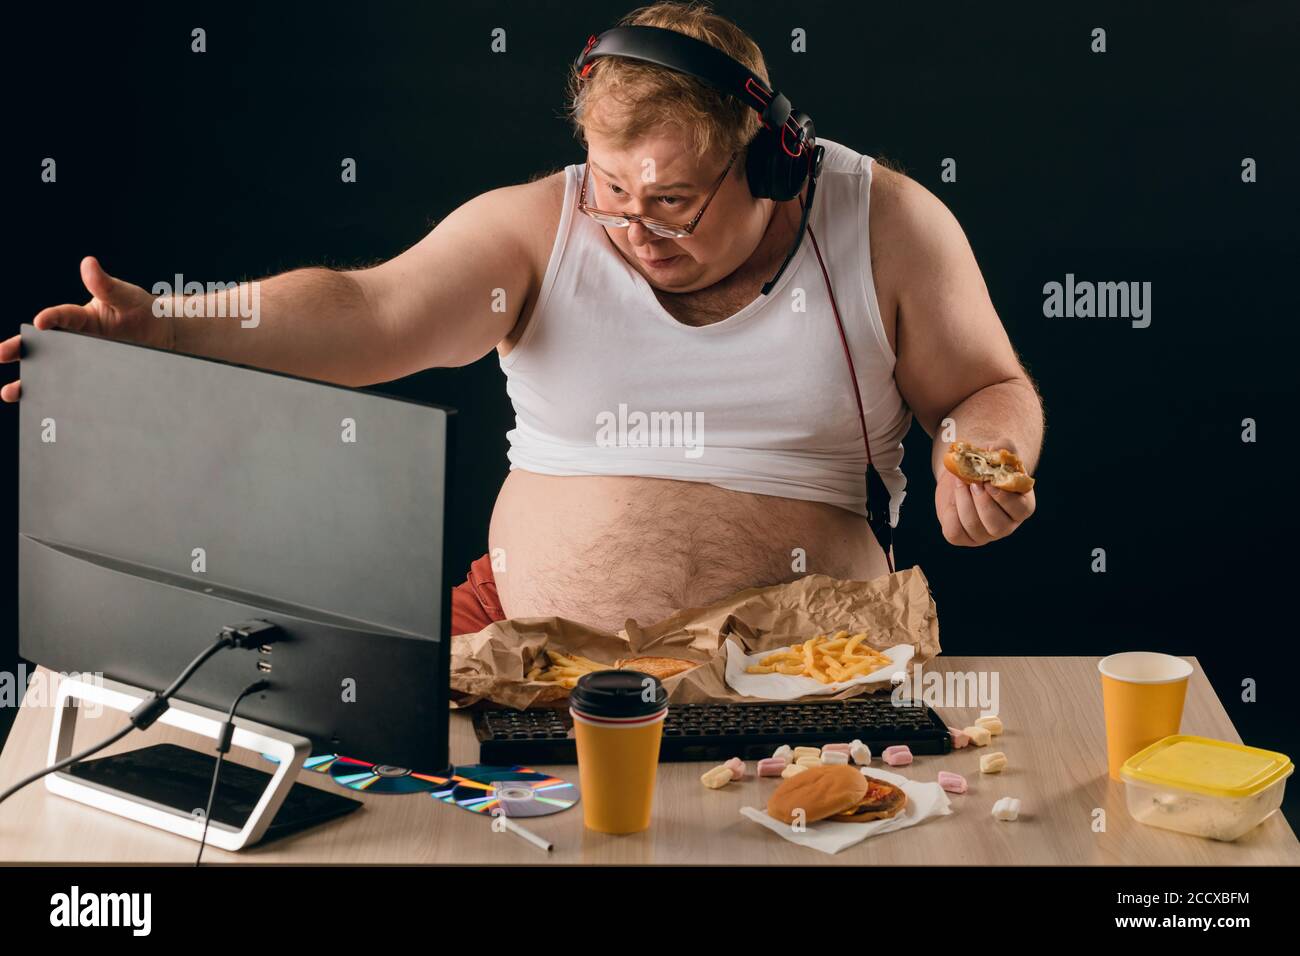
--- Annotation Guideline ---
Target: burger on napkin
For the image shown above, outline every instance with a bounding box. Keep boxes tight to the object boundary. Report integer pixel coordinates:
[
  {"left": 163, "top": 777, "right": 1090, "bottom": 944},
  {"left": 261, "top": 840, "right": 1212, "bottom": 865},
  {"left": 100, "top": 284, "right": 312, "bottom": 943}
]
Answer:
[{"left": 767, "top": 765, "right": 907, "bottom": 825}]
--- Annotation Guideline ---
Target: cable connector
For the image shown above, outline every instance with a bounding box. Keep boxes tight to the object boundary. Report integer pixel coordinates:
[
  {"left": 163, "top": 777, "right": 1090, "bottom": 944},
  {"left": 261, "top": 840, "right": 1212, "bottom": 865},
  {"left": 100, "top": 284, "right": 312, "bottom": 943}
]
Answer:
[
  {"left": 215, "top": 679, "right": 271, "bottom": 754},
  {"left": 129, "top": 694, "right": 171, "bottom": 730},
  {"left": 220, "top": 619, "right": 282, "bottom": 650}
]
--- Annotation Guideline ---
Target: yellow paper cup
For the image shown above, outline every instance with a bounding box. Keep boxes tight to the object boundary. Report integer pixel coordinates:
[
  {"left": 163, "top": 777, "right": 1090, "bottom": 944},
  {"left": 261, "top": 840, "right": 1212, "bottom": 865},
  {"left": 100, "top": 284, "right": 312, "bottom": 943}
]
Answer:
[
  {"left": 1098, "top": 652, "right": 1193, "bottom": 780},
  {"left": 570, "top": 670, "right": 668, "bottom": 834}
]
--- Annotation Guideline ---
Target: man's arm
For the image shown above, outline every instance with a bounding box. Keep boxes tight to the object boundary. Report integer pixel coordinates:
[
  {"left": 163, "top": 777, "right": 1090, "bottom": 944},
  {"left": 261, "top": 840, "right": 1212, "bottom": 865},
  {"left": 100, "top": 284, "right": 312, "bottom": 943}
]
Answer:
[
  {"left": 172, "top": 179, "right": 548, "bottom": 386},
  {"left": 924, "top": 380, "right": 1042, "bottom": 475},
  {"left": 877, "top": 170, "right": 1044, "bottom": 545}
]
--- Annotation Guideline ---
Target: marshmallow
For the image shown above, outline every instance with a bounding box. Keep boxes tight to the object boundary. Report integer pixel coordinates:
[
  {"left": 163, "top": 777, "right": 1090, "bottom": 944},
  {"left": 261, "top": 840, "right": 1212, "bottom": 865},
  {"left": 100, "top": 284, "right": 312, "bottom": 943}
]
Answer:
[
  {"left": 962, "top": 725, "right": 992, "bottom": 747},
  {"left": 821, "top": 743, "right": 853, "bottom": 755},
  {"left": 937, "top": 771, "right": 967, "bottom": 794},
  {"left": 820, "top": 749, "right": 849, "bottom": 765},
  {"left": 700, "top": 765, "right": 733, "bottom": 789},
  {"left": 773, "top": 744, "right": 794, "bottom": 762},
  {"left": 975, "top": 715, "right": 1004, "bottom": 736},
  {"left": 781, "top": 763, "right": 809, "bottom": 779},
  {"left": 850, "top": 740, "right": 872, "bottom": 766},
  {"left": 948, "top": 727, "right": 971, "bottom": 749},
  {"left": 883, "top": 746, "right": 913, "bottom": 767},
  {"left": 792, "top": 746, "right": 821, "bottom": 761},
  {"left": 979, "top": 752, "right": 1007, "bottom": 774},
  {"left": 795, "top": 756, "right": 821, "bottom": 769},
  {"left": 756, "top": 757, "right": 787, "bottom": 777},
  {"left": 937, "top": 770, "right": 968, "bottom": 794},
  {"left": 724, "top": 757, "right": 747, "bottom": 780},
  {"left": 992, "top": 797, "right": 1021, "bottom": 821}
]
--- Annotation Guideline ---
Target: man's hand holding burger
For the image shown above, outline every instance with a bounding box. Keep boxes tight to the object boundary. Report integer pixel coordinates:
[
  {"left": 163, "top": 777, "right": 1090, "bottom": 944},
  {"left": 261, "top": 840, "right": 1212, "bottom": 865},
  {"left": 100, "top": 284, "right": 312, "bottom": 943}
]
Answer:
[{"left": 935, "top": 437, "right": 1037, "bottom": 547}]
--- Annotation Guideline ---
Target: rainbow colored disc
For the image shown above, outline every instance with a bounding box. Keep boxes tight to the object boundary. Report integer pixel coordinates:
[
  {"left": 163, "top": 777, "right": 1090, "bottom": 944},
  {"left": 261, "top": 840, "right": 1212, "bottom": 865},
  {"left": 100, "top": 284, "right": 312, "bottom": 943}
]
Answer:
[
  {"left": 328, "top": 755, "right": 458, "bottom": 795},
  {"left": 261, "top": 752, "right": 339, "bottom": 773},
  {"left": 444, "top": 765, "right": 579, "bottom": 817}
]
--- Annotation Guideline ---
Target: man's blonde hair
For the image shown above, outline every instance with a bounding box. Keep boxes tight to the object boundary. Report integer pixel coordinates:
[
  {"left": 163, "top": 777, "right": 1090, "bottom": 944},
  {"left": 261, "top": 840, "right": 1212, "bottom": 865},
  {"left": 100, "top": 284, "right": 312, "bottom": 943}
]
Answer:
[{"left": 565, "top": 2, "right": 768, "bottom": 163}]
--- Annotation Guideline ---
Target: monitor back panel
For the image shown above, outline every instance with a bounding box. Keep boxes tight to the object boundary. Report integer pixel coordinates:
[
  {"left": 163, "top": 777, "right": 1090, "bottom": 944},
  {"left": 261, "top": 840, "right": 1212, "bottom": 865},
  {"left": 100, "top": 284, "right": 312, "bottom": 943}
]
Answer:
[{"left": 18, "top": 325, "right": 453, "bottom": 769}]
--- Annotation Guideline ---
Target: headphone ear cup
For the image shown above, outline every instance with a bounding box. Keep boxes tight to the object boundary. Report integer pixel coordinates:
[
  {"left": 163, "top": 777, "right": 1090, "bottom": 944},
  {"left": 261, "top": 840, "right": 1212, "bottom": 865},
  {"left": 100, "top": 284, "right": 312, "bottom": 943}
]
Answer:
[
  {"left": 744, "top": 126, "right": 782, "bottom": 199},
  {"left": 745, "top": 118, "right": 815, "bottom": 202}
]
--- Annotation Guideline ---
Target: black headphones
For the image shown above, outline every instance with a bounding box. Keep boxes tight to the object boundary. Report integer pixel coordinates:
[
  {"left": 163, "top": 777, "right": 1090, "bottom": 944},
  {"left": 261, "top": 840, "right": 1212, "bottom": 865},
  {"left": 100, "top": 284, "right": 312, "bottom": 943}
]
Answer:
[{"left": 574, "top": 25, "right": 822, "bottom": 203}]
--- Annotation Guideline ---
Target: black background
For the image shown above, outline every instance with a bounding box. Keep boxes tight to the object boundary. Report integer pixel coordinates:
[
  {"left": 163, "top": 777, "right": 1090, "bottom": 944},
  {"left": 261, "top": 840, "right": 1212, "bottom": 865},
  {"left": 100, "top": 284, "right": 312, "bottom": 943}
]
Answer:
[{"left": 3, "top": 0, "right": 1298, "bottom": 830}]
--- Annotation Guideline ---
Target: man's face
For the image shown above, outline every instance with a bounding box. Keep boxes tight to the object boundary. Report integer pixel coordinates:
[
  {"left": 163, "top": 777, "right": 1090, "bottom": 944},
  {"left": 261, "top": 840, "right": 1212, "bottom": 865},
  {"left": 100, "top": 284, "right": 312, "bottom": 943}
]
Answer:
[{"left": 583, "top": 116, "right": 770, "bottom": 293}]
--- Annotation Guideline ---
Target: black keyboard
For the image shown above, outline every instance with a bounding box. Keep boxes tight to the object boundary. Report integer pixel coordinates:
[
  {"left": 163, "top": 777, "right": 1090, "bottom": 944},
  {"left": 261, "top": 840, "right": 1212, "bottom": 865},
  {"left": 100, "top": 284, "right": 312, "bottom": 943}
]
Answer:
[{"left": 472, "top": 696, "right": 952, "bottom": 765}]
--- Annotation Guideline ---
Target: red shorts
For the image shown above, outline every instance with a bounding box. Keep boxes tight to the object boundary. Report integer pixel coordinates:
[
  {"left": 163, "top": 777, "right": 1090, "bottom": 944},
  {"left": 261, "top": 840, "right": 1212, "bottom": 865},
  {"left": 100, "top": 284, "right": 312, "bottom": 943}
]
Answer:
[{"left": 450, "top": 552, "right": 507, "bottom": 636}]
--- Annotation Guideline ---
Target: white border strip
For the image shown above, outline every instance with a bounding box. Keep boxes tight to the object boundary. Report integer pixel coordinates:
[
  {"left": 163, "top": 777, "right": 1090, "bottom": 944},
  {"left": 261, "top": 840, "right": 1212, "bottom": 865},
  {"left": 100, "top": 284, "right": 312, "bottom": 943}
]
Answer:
[{"left": 570, "top": 706, "right": 667, "bottom": 730}]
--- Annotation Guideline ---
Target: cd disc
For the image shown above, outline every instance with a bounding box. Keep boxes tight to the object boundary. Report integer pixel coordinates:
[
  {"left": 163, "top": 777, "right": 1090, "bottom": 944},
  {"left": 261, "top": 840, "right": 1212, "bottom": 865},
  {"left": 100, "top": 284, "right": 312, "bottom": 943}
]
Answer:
[
  {"left": 446, "top": 765, "right": 579, "bottom": 817},
  {"left": 260, "top": 752, "right": 339, "bottom": 773},
  {"left": 329, "top": 756, "right": 458, "bottom": 795}
]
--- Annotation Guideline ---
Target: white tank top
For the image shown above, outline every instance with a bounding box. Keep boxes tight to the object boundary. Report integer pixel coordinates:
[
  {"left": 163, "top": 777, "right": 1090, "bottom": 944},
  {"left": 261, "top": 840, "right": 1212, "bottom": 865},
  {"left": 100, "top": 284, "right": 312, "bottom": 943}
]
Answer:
[{"left": 499, "top": 137, "right": 912, "bottom": 526}]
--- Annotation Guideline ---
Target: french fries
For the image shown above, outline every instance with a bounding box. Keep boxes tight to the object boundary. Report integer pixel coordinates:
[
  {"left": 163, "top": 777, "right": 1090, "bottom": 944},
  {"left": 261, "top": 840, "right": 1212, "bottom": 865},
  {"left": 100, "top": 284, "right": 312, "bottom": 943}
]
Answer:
[
  {"left": 525, "top": 649, "right": 606, "bottom": 689},
  {"left": 745, "top": 630, "right": 891, "bottom": 684}
]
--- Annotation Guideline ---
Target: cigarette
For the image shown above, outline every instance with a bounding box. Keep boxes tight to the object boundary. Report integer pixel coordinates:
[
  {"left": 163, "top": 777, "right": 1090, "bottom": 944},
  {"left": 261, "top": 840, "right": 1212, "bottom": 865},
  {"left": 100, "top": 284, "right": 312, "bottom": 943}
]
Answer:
[{"left": 497, "top": 814, "right": 553, "bottom": 852}]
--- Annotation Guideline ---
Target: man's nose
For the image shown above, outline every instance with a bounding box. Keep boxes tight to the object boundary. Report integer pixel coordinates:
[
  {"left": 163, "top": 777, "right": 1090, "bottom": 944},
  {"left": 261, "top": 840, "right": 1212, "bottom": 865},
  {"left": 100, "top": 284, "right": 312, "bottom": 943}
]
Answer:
[{"left": 626, "top": 220, "right": 656, "bottom": 246}]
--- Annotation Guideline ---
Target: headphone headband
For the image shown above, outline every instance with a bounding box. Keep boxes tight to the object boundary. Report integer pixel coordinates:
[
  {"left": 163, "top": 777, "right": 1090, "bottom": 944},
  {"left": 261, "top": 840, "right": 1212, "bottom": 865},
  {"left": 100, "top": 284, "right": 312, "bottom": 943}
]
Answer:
[
  {"left": 577, "top": 26, "right": 795, "bottom": 136},
  {"left": 575, "top": 25, "right": 807, "bottom": 160}
]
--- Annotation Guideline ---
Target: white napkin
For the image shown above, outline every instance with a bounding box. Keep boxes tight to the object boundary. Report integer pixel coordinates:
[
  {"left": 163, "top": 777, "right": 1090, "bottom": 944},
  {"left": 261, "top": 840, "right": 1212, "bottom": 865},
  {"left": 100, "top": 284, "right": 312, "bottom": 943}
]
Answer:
[
  {"left": 740, "top": 767, "right": 953, "bottom": 855},
  {"left": 724, "top": 638, "right": 914, "bottom": 700}
]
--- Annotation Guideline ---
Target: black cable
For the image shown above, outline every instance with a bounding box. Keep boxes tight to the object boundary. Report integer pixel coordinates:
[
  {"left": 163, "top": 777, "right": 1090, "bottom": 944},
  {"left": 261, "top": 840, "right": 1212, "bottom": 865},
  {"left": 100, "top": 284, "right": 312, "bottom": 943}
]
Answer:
[
  {"left": 195, "top": 678, "right": 270, "bottom": 866},
  {"left": 0, "top": 622, "right": 279, "bottom": 807},
  {"left": 158, "top": 635, "right": 235, "bottom": 701},
  {"left": 0, "top": 722, "right": 139, "bottom": 807},
  {"left": 806, "top": 219, "right": 896, "bottom": 574},
  {"left": 760, "top": 143, "right": 824, "bottom": 296}
]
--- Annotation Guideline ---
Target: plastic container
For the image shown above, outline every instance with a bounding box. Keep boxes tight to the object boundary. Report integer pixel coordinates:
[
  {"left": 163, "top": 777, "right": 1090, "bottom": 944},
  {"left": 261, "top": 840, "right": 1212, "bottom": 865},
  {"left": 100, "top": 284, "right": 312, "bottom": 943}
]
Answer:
[{"left": 1120, "top": 735, "right": 1293, "bottom": 841}]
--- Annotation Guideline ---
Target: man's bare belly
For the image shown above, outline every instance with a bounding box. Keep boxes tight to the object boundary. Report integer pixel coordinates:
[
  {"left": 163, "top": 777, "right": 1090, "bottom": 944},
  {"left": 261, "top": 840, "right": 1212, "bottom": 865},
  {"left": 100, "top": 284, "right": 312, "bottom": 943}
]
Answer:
[{"left": 488, "top": 470, "right": 890, "bottom": 633}]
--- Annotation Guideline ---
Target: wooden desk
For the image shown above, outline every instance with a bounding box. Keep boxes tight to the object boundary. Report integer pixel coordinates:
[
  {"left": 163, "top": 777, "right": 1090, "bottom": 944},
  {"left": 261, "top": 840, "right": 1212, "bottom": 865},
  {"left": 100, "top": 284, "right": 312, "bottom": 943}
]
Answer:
[{"left": 2, "top": 657, "right": 1296, "bottom": 865}]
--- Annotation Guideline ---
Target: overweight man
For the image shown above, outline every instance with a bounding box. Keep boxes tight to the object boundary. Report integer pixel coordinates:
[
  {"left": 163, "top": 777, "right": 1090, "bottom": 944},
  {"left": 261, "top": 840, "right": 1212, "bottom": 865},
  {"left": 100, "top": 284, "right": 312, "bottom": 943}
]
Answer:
[{"left": 3, "top": 4, "right": 1043, "bottom": 636}]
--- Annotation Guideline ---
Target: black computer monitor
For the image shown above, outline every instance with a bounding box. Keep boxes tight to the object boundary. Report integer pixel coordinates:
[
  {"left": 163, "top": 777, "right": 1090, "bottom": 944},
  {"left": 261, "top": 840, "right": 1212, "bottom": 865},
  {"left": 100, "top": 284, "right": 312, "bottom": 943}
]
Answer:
[{"left": 17, "top": 324, "right": 455, "bottom": 774}]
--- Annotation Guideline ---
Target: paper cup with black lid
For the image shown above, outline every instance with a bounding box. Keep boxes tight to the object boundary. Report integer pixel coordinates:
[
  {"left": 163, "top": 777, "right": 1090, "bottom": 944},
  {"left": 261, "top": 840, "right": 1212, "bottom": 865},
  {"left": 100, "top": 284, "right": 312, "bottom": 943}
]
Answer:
[{"left": 570, "top": 670, "right": 668, "bottom": 834}]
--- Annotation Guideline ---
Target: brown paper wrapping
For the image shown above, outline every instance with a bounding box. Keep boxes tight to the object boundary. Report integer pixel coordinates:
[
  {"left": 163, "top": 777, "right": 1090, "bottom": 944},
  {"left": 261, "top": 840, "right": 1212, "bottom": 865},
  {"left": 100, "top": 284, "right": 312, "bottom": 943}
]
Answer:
[{"left": 450, "top": 566, "right": 940, "bottom": 710}]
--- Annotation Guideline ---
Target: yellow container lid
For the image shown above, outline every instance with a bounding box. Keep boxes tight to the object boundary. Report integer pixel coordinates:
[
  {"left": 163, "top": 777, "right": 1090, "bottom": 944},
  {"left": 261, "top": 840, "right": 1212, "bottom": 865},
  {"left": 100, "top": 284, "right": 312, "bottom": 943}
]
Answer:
[{"left": 1121, "top": 735, "right": 1294, "bottom": 799}]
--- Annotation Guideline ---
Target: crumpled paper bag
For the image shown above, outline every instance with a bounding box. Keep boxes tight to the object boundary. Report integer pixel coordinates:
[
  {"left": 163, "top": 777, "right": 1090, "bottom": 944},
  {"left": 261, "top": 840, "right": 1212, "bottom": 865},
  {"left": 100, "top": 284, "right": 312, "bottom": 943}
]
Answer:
[
  {"left": 740, "top": 766, "right": 953, "bottom": 854},
  {"left": 450, "top": 566, "right": 940, "bottom": 709}
]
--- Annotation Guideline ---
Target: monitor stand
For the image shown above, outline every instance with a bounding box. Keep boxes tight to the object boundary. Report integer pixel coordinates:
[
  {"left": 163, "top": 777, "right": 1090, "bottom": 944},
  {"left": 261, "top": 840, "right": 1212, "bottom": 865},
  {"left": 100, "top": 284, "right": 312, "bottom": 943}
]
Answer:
[{"left": 46, "top": 676, "right": 358, "bottom": 851}]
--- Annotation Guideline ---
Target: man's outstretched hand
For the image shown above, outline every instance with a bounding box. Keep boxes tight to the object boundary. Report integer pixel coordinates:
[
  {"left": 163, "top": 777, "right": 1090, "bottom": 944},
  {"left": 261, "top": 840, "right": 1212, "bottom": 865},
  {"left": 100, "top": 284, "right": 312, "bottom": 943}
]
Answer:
[
  {"left": 935, "top": 438, "right": 1037, "bottom": 546},
  {"left": 1, "top": 256, "right": 166, "bottom": 402}
]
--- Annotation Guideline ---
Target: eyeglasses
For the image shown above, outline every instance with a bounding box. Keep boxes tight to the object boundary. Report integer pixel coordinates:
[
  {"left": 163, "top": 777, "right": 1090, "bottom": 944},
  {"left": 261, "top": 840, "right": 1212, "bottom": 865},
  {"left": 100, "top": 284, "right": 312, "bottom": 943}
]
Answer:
[{"left": 577, "top": 151, "right": 739, "bottom": 239}]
